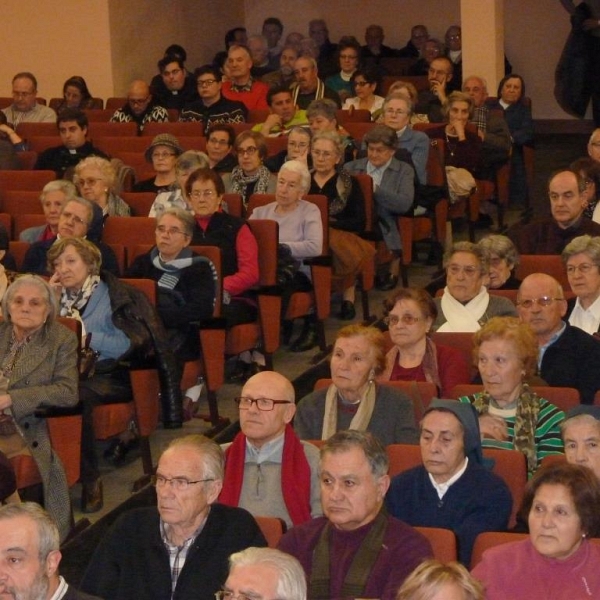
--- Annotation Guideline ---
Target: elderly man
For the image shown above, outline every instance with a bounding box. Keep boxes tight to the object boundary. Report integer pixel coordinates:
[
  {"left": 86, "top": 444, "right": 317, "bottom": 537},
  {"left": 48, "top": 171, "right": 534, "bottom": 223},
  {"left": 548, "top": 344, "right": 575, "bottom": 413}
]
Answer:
[
  {"left": 517, "top": 272, "right": 600, "bottom": 405},
  {"left": 222, "top": 45, "right": 269, "bottom": 111},
  {"left": 21, "top": 197, "right": 120, "bottom": 276},
  {"left": 249, "top": 35, "right": 276, "bottom": 78},
  {"left": 397, "top": 25, "right": 429, "bottom": 58},
  {"left": 252, "top": 86, "right": 308, "bottom": 136},
  {"left": 346, "top": 124, "right": 415, "bottom": 291},
  {"left": 2, "top": 72, "right": 56, "bottom": 127},
  {"left": 220, "top": 547, "right": 306, "bottom": 600},
  {"left": 278, "top": 430, "right": 432, "bottom": 600},
  {"left": 561, "top": 406, "right": 600, "bottom": 479},
  {"left": 291, "top": 56, "right": 341, "bottom": 109},
  {"left": 386, "top": 400, "right": 511, "bottom": 567},
  {"left": 151, "top": 55, "right": 198, "bottom": 110},
  {"left": 34, "top": 108, "right": 108, "bottom": 178},
  {"left": 110, "top": 79, "right": 169, "bottom": 132},
  {"left": 434, "top": 241, "right": 517, "bottom": 331},
  {"left": 0, "top": 503, "right": 101, "bottom": 600},
  {"left": 509, "top": 170, "right": 600, "bottom": 254},
  {"left": 414, "top": 56, "right": 454, "bottom": 122},
  {"left": 179, "top": 64, "right": 247, "bottom": 133},
  {"left": 262, "top": 45, "right": 299, "bottom": 89},
  {"left": 362, "top": 25, "right": 397, "bottom": 60},
  {"left": 220, "top": 371, "right": 321, "bottom": 528},
  {"left": 81, "top": 434, "right": 266, "bottom": 600}
]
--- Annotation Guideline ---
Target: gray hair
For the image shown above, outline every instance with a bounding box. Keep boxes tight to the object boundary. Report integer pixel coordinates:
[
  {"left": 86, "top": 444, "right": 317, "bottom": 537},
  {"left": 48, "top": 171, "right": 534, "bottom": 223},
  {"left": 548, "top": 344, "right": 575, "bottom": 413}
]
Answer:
[
  {"left": 462, "top": 75, "right": 488, "bottom": 94},
  {"left": 158, "top": 207, "right": 195, "bottom": 237},
  {"left": 294, "top": 56, "right": 317, "bottom": 70},
  {"left": 443, "top": 241, "right": 490, "bottom": 274},
  {"left": 74, "top": 156, "right": 116, "bottom": 191},
  {"left": 311, "top": 130, "right": 343, "bottom": 157},
  {"left": 40, "top": 180, "right": 77, "bottom": 204},
  {"left": 477, "top": 234, "right": 520, "bottom": 269},
  {"left": 61, "top": 196, "right": 94, "bottom": 229},
  {"left": 382, "top": 92, "right": 413, "bottom": 116},
  {"left": 364, "top": 124, "right": 398, "bottom": 149},
  {"left": 165, "top": 434, "right": 224, "bottom": 481},
  {"left": 441, "top": 91, "right": 474, "bottom": 120},
  {"left": 279, "top": 159, "right": 311, "bottom": 194},
  {"left": 2, "top": 275, "right": 58, "bottom": 331},
  {"left": 306, "top": 98, "right": 338, "bottom": 122},
  {"left": 561, "top": 413, "right": 600, "bottom": 439},
  {"left": 228, "top": 547, "right": 307, "bottom": 600},
  {"left": 0, "top": 502, "right": 59, "bottom": 562},
  {"left": 321, "top": 430, "right": 389, "bottom": 478},
  {"left": 175, "top": 150, "right": 210, "bottom": 176},
  {"left": 562, "top": 235, "right": 600, "bottom": 266}
]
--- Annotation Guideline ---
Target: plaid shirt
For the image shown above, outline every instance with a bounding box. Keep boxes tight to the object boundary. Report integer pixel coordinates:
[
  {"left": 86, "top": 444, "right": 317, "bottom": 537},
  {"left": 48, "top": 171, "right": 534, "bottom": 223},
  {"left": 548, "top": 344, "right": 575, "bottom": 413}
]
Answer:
[{"left": 472, "top": 105, "right": 488, "bottom": 134}]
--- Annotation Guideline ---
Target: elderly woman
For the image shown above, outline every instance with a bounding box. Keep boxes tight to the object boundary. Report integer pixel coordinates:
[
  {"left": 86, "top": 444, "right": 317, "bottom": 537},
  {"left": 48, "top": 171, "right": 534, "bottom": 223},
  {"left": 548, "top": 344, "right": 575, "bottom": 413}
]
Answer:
[
  {"left": 310, "top": 130, "right": 374, "bottom": 320},
  {"left": 324, "top": 36, "right": 362, "bottom": 103},
  {"left": 434, "top": 242, "right": 517, "bottom": 332},
  {"left": 149, "top": 150, "right": 209, "bottom": 217},
  {"left": 295, "top": 324, "right": 418, "bottom": 445},
  {"left": 472, "top": 463, "right": 600, "bottom": 597},
  {"left": 47, "top": 238, "right": 181, "bottom": 513},
  {"left": 562, "top": 235, "right": 600, "bottom": 334},
  {"left": 133, "top": 133, "right": 183, "bottom": 194},
  {"left": 205, "top": 124, "right": 237, "bottom": 173},
  {"left": 381, "top": 288, "right": 470, "bottom": 398},
  {"left": 306, "top": 99, "right": 355, "bottom": 163},
  {"left": 265, "top": 126, "right": 312, "bottom": 173},
  {"left": 222, "top": 131, "right": 276, "bottom": 208},
  {"left": 343, "top": 66, "right": 384, "bottom": 118},
  {"left": 249, "top": 160, "right": 323, "bottom": 352},
  {"left": 458, "top": 316, "right": 564, "bottom": 476},
  {"left": 397, "top": 560, "right": 484, "bottom": 600},
  {"left": 19, "top": 180, "right": 77, "bottom": 243},
  {"left": 0, "top": 275, "right": 78, "bottom": 539},
  {"left": 74, "top": 156, "right": 131, "bottom": 218},
  {"left": 570, "top": 157, "right": 600, "bottom": 220},
  {"left": 561, "top": 405, "right": 600, "bottom": 480}
]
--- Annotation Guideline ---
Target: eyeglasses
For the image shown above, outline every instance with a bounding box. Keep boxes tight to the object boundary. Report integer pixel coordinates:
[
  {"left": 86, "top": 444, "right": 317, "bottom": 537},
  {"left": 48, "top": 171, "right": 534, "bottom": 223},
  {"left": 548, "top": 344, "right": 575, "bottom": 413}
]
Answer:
[
  {"left": 198, "top": 79, "right": 218, "bottom": 87},
  {"left": 152, "top": 474, "right": 214, "bottom": 491},
  {"left": 384, "top": 109, "right": 408, "bottom": 116},
  {"left": 234, "top": 397, "right": 292, "bottom": 411},
  {"left": 60, "top": 210, "right": 87, "bottom": 226},
  {"left": 77, "top": 177, "right": 103, "bottom": 187},
  {"left": 516, "top": 296, "right": 565, "bottom": 309},
  {"left": 447, "top": 35, "right": 461, "bottom": 40},
  {"left": 447, "top": 265, "right": 481, "bottom": 276},
  {"left": 354, "top": 81, "right": 371, "bottom": 87},
  {"left": 288, "top": 141, "right": 309, "bottom": 150},
  {"left": 152, "top": 152, "right": 176, "bottom": 159},
  {"left": 128, "top": 97, "right": 150, "bottom": 105},
  {"left": 566, "top": 263, "right": 597, "bottom": 275},
  {"left": 237, "top": 146, "right": 258, "bottom": 156},
  {"left": 189, "top": 190, "right": 216, "bottom": 199},
  {"left": 312, "top": 149, "right": 334, "bottom": 159},
  {"left": 383, "top": 314, "right": 422, "bottom": 327},
  {"left": 12, "top": 91, "right": 34, "bottom": 98},
  {"left": 156, "top": 226, "right": 189, "bottom": 237}
]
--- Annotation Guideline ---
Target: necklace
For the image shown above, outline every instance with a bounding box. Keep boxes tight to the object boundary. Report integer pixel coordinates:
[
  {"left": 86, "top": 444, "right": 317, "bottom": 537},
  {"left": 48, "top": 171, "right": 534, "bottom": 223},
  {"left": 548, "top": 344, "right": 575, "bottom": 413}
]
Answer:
[{"left": 445, "top": 131, "right": 459, "bottom": 157}]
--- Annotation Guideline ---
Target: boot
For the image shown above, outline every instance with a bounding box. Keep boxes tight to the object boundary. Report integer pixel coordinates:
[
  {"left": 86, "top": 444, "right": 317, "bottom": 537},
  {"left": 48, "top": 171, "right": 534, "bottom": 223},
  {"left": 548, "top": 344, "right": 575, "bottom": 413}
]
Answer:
[
  {"left": 81, "top": 479, "right": 104, "bottom": 513},
  {"left": 290, "top": 317, "right": 318, "bottom": 352}
]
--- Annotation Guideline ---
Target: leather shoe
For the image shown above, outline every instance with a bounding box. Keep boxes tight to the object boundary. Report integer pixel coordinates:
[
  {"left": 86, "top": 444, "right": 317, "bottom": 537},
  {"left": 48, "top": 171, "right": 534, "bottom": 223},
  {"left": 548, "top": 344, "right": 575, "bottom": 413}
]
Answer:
[
  {"left": 104, "top": 437, "right": 139, "bottom": 466},
  {"left": 377, "top": 273, "right": 398, "bottom": 291},
  {"left": 339, "top": 301, "right": 356, "bottom": 320},
  {"left": 290, "top": 325, "right": 318, "bottom": 352},
  {"left": 81, "top": 479, "right": 104, "bottom": 513}
]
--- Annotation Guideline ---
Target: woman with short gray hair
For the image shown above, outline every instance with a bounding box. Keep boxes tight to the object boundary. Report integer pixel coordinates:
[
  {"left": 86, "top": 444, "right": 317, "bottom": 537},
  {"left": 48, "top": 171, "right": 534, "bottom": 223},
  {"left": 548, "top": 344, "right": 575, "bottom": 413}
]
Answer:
[{"left": 477, "top": 234, "right": 521, "bottom": 290}]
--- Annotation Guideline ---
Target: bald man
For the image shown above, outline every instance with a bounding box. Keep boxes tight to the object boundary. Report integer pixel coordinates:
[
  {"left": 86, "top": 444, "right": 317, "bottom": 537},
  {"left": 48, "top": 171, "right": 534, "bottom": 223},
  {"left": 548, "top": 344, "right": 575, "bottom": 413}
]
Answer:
[
  {"left": 517, "top": 273, "right": 600, "bottom": 404},
  {"left": 219, "top": 371, "right": 321, "bottom": 528},
  {"left": 109, "top": 79, "right": 169, "bottom": 132}
]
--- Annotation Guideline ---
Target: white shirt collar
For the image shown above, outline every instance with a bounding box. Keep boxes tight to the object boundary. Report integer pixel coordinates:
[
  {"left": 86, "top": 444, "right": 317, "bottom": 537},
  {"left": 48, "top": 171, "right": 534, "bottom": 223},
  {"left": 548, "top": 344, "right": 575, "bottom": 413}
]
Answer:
[
  {"left": 49, "top": 576, "right": 68, "bottom": 600},
  {"left": 569, "top": 295, "right": 600, "bottom": 335},
  {"left": 428, "top": 457, "right": 469, "bottom": 500}
]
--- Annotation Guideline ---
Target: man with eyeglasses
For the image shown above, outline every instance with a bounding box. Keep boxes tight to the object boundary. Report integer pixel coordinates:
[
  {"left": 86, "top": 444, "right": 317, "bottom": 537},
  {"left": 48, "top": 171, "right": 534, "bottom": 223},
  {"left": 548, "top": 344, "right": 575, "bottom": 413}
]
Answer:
[
  {"left": 252, "top": 87, "right": 308, "bottom": 137},
  {"left": 517, "top": 272, "right": 600, "bottom": 405},
  {"left": 220, "top": 371, "right": 321, "bottom": 529},
  {"left": 434, "top": 241, "right": 517, "bottom": 332},
  {"left": 222, "top": 45, "right": 269, "bottom": 111},
  {"left": 218, "top": 547, "right": 307, "bottom": 600},
  {"left": 110, "top": 79, "right": 169, "bottom": 133},
  {"left": 180, "top": 65, "right": 248, "bottom": 134},
  {"left": 81, "top": 434, "right": 267, "bottom": 600},
  {"left": 508, "top": 169, "right": 600, "bottom": 254},
  {"left": 2, "top": 71, "right": 56, "bottom": 127}
]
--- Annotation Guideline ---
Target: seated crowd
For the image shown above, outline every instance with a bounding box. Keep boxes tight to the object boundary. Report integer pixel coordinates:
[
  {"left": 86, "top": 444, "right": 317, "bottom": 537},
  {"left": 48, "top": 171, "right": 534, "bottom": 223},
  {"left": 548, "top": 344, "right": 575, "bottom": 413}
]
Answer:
[{"left": 3, "top": 14, "right": 600, "bottom": 600}]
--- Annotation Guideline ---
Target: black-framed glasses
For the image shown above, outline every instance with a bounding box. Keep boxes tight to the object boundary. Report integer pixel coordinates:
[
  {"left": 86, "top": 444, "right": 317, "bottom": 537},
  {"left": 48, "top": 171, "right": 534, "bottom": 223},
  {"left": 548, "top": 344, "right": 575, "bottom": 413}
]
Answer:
[
  {"left": 516, "top": 296, "right": 565, "bottom": 309},
  {"left": 151, "top": 474, "right": 214, "bottom": 491},
  {"left": 234, "top": 397, "right": 292, "bottom": 411},
  {"left": 383, "top": 314, "right": 422, "bottom": 327}
]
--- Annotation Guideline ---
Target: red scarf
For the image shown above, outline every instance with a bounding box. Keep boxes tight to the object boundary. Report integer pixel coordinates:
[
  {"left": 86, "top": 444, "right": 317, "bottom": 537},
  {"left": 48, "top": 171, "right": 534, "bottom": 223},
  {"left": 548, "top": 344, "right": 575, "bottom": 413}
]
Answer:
[{"left": 220, "top": 424, "right": 312, "bottom": 525}]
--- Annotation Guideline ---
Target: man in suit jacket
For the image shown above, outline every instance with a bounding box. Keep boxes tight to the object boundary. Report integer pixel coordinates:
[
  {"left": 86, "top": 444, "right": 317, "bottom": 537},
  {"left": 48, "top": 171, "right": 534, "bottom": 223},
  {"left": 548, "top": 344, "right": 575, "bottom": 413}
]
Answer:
[
  {"left": 346, "top": 124, "right": 415, "bottom": 291},
  {"left": 0, "top": 503, "right": 102, "bottom": 600}
]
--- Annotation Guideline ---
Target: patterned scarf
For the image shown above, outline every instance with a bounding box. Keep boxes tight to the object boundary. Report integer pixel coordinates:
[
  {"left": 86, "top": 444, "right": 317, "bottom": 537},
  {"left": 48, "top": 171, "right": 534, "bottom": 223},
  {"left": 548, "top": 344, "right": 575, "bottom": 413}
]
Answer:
[
  {"left": 229, "top": 165, "right": 272, "bottom": 205},
  {"left": 326, "top": 170, "right": 353, "bottom": 217},
  {"left": 59, "top": 275, "right": 100, "bottom": 323}
]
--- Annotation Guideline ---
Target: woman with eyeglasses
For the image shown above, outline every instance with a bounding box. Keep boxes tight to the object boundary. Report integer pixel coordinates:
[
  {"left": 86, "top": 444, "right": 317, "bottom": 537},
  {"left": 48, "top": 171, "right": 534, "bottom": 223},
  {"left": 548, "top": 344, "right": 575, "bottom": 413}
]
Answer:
[
  {"left": 562, "top": 235, "right": 600, "bottom": 335},
  {"left": 264, "top": 126, "right": 312, "bottom": 173},
  {"left": 133, "top": 133, "right": 183, "bottom": 194},
  {"left": 343, "top": 66, "right": 384, "bottom": 118},
  {"left": 381, "top": 288, "right": 470, "bottom": 398},
  {"left": 222, "top": 130, "right": 276, "bottom": 208},
  {"left": 325, "top": 37, "right": 362, "bottom": 103},
  {"left": 458, "top": 316, "right": 565, "bottom": 477}
]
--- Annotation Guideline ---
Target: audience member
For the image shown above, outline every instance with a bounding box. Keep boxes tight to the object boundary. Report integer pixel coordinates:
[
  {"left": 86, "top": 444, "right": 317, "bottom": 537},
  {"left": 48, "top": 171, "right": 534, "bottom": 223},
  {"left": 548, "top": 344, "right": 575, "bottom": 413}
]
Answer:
[
  {"left": 133, "top": 133, "right": 183, "bottom": 194},
  {"left": 219, "top": 547, "right": 307, "bottom": 600},
  {"left": 263, "top": 17, "right": 285, "bottom": 67},
  {"left": 109, "top": 79, "right": 168, "bottom": 132},
  {"left": 587, "top": 127, "right": 600, "bottom": 164},
  {"left": 414, "top": 56, "right": 454, "bottom": 122},
  {"left": 397, "top": 25, "right": 429, "bottom": 58},
  {"left": 562, "top": 405, "right": 600, "bottom": 479},
  {"left": 285, "top": 31, "right": 304, "bottom": 53},
  {"left": 151, "top": 55, "right": 199, "bottom": 110},
  {"left": 261, "top": 44, "right": 299, "bottom": 89},
  {"left": 34, "top": 108, "right": 108, "bottom": 178},
  {"left": 54, "top": 75, "right": 95, "bottom": 113},
  {"left": 81, "top": 434, "right": 266, "bottom": 600},
  {"left": 508, "top": 170, "right": 600, "bottom": 254},
  {"left": 252, "top": 86, "right": 308, "bottom": 136},
  {"left": 362, "top": 25, "right": 397, "bottom": 60},
  {"left": 445, "top": 26, "right": 464, "bottom": 84},
  {"left": 291, "top": 56, "right": 341, "bottom": 110},
  {"left": 264, "top": 125, "right": 312, "bottom": 173},
  {"left": 213, "top": 27, "right": 248, "bottom": 73},
  {"left": 343, "top": 66, "right": 384, "bottom": 118},
  {"left": 205, "top": 124, "right": 237, "bottom": 173},
  {"left": 222, "top": 45, "right": 269, "bottom": 111},
  {"left": 381, "top": 288, "right": 471, "bottom": 398},
  {"left": 179, "top": 64, "right": 248, "bottom": 133},
  {"left": 308, "top": 19, "right": 338, "bottom": 78},
  {"left": 278, "top": 430, "right": 432, "bottom": 600},
  {"left": 306, "top": 99, "right": 354, "bottom": 162},
  {"left": 0, "top": 111, "right": 25, "bottom": 164},
  {"left": 248, "top": 35, "right": 276, "bottom": 78},
  {"left": 0, "top": 503, "right": 102, "bottom": 599},
  {"left": 295, "top": 324, "right": 418, "bottom": 445},
  {"left": 408, "top": 39, "right": 446, "bottom": 79},
  {"left": 2, "top": 72, "right": 56, "bottom": 127},
  {"left": 325, "top": 37, "right": 362, "bottom": 103},
  {"left": 220, "top": 371, "right": 321, "bottom": 528},
  {"left": 478, "top": 234, "right": 522, "bottom": 289},
  {"left": 387, "top": 400, "right": 512, "bottom": 566},
  {"left": 458, "top": 316, "right": 565, "bottom": 476},
  {"left": 570, "top": 156, "right": 600, "bottom": 219},
  {"left": 433, "top": 242, "right": 517, "bottom": 332},
  {"left": 517, "top": 272, "right": 600, "bottom": 405}
]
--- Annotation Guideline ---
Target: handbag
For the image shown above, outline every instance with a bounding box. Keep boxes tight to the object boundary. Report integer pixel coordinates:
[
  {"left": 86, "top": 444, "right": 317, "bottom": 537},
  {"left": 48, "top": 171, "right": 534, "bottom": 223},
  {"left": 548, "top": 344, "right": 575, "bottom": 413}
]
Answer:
[
  {"left": 79, "top": 332, "right": 100, "bottom": 380},
  {"left": 0, "top": 375, "right": 16, "bottom": 437}
]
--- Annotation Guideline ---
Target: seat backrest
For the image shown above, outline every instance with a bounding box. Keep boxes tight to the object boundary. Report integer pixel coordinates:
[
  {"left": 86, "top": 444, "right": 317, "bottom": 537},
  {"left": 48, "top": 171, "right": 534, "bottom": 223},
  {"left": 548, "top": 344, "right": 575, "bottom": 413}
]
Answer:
[
  {"left": 120, "top": 278, "right": 157, "bottom": 305},
  {"left": 223, "top": 193, "right": 244, "bottom": 218},
  {"left": 84, "top": 108, "right": 116, "bottom": 122},
  {"left": 17, "top": 123, "right": 57, "bottom": 138},
  {"left": 515, "top": 255, "right": 568, "bottom": 288},
  {"left": 471, "top": 531, "right": 528, "bottom": 567},
  {"left": 337, "top": 109, "right": 372, "bottom": 123},
  {"left": 102, "top": 216, "right": 157, "bottom": 247},
  {"left": 94, "top": 136, "right": 149, "bottom": 157},
  {"left": 141, "top": 121, "right": 204, "bottom": 138},
  {"left": 14, "top": 214, "right": 46, "bottom": 240},
  {"left": 0, "top": 213, "right": 11, "bottom": 237},
  {"left": 246, "top": 219, "right": 279, "bottom": 286},
  {"left": 381, "top": 75, "right": 429, "bottom": 95},
  {"left": 352, "top": 173, "right": 374, "bottom": 231},
  {"left": 17, "top": 150, "right": 38, "bottom": 170},
  {"left": 414, "top": 527, "right": 457, "bottom": 563},
  {"left": 121, "top": 192, "right": 156, "bottom": 217},
  {"left": 106, "top": 97, "right": 127, "bottom": 111},
  {"left": 255, "top": 516, "right": 287, "bottom": 548},
  {"left": 2, "top": 190, "right": 44, "bottom": 215},
  {"left": 88, "top": 122, "right": 138, "bottom": 138},
  {"left": 386, "top": 443, "right": 422, "bottom": 477},
  {"left": 344, "top": 122, "right": 376, "bottom": 144},
  {"left": 430, "top": 332, "right": 475, "bottom": 379},
  {"left": 0, "top": 171, "right": 56, "bottom": 194},
  {"left": 9, "top": 241, "right": 30, "bottom": 270},
  {"left": 27, "top": 136, "right": 61, "bottom": 154}
]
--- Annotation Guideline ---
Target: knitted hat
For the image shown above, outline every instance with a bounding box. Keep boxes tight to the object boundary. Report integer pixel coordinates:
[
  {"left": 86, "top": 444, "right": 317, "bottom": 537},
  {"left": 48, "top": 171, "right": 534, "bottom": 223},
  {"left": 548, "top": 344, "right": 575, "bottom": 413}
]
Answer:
[
  {"left": 144, "top": 133, "right": 184, "bottom": 162},
  {"left": 565, "top": 405, "right": 600, "bottom": 422},
  {"left": 425, "top": 399, "right": 484, "bottom": 465}
]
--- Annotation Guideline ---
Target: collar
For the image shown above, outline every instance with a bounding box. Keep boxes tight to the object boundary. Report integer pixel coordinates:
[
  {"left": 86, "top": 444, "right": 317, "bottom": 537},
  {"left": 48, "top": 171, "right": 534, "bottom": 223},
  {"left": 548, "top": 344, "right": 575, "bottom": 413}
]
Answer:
[
  {"left": 367, "top": 157, "right": 393, "bottom": 174},
  {"left": 574, "top": 294, "right": 600, "bottom": 319},
  {"left": 245, "top": 431, "right": 285, "bottom": 464},
  {"left": 230, "top": 76, "right": 254, "bottom": 92},
  {"left": 499, "top": 99, "right": 511, "bottom": 110},
  {"left": 48, "top": 576, "right": 68, "bottom": 600},
  {"left": 538, "top": 321, "right": 567, "bottom": 368},
  {"left": 160, "top": 512, "right": 209, "bottom": 549},
  {"left": 428, "top": 457, "right": 469, "bottom": 499}
]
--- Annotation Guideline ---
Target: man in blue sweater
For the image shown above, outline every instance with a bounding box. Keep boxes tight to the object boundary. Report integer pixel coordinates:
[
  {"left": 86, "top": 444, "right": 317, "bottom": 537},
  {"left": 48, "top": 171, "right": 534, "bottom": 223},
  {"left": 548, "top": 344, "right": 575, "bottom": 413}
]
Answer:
[{"left": 386, "top": 400, "right": 512, "bottom": 567}]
